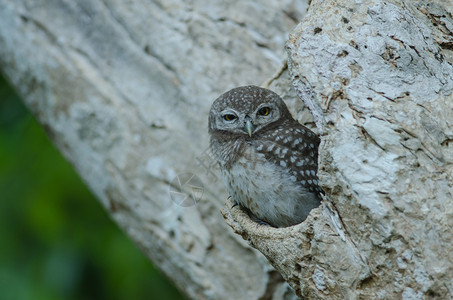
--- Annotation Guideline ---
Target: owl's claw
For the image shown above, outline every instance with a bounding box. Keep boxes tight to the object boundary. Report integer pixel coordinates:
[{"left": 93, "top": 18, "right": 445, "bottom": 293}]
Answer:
[
  {"left": 255, "top": 219, "right": 271, "bottom": 226},
  {"left": 227, "top": 196, "right": 240, "bottom": 209},
  {"left": 249, "top": 214, "right": 273, "bottom": 226},
  {"left": 229, "top": 201, "right": 271, "bottom": 226}
]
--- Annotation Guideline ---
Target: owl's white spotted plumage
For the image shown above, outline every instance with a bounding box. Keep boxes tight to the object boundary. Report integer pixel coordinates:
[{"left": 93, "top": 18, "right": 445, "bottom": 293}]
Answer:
[{"left": 209, "top": 85, "right": 322, "bottom": 227}]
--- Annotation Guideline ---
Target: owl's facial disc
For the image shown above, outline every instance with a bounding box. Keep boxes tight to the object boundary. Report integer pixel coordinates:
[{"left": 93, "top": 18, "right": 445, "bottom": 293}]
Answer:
[
  {"left": 237, "top": 103, "right": 280, "bottom": 137},
  {"left": 249, "top": 103, "right": 280, "bottom": 134},
  {"left": 212, "top": 100, "right": 282, "bottom": 137},
  {"left": 216, "top": 109, "right": 242, "bottom": 134}
]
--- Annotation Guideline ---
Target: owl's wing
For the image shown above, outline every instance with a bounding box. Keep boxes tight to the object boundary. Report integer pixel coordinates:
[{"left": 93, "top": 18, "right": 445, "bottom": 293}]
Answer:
[{"left": 255, "top": 123, "right": 323, "bottom": 194}]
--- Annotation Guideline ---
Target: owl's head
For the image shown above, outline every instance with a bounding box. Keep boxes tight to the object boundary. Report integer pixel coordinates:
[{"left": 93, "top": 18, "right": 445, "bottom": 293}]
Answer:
[{"left": 209, "top": 86, "right": 293, "bottom": 137}]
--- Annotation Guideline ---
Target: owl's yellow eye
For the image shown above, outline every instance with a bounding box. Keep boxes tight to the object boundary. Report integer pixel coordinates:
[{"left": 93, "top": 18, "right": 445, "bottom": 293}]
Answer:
[
  {"left": 223, "top": 114, "right": 237, "bottom": 121},
  {"left": 257, "top": 107, "right": 271, "bottom": 116}
]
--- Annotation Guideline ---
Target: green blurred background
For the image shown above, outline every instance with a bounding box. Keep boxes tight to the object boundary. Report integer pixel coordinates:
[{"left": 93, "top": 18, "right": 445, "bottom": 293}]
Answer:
[{"left": 0, "top": 74, "right": 185, "bottom": 300}]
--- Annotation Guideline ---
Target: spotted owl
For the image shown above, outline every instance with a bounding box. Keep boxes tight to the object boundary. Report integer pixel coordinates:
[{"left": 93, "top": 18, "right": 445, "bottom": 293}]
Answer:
[{"left": 209, "top": 85, "right": 322, "bottom": 227}]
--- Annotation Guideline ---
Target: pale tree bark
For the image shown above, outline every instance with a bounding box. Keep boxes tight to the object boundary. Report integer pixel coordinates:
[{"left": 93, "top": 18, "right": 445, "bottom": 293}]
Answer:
[
  {"left": 1, "top": 1, "right": 452, "bottom": 300},
  {"left": 224, "top": 0, "right": 453, "bottom": 299}
]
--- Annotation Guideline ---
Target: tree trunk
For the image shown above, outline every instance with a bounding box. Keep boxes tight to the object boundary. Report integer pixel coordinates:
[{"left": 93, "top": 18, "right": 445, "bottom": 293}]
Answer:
[
  {"left": 1, "top": 0, "right": 452, "bottom": 299},
  {"left": 224, "top": 0, "right": 453, "bottom": 298}
]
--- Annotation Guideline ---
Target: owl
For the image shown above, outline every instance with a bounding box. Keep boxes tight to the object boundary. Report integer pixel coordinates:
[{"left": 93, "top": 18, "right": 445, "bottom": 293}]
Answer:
[{"left": 209, "top": 85, "right": 322, "bottom": 227}]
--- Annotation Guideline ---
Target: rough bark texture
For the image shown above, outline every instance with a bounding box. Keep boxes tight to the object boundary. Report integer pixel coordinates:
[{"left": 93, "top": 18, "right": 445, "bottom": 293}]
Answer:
[
  {"left": 224, "top": 0, "right": 453, "bottom": 299},
  {"left": 1, "top": 0, "right": 453, "bottom": 299},
  {"left": 291, "top": 1, "right": 453, "bottom": 298}
]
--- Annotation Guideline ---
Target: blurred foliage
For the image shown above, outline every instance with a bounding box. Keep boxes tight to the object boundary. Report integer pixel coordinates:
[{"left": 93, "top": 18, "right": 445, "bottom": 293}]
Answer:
[{"left": 0, "top": 74, "right": 185, "bottom": 300}]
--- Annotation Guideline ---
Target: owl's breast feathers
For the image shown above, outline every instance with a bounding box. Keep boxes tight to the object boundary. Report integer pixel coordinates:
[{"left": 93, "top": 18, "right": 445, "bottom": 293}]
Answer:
[
  {"left": 218, "top": 128, "right": 322, "bottom": 227},
  {"left": 209, "top": 130, "right": 247, "bottom": 169},
  {"left": 210, "top": 120, "right": 323, "bottom": 195}
]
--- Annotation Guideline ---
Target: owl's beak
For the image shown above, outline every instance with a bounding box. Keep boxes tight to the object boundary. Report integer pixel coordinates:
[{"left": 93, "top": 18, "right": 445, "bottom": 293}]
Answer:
[{"left": 245, "top": 120, "right": 254, "bottom": 137}]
